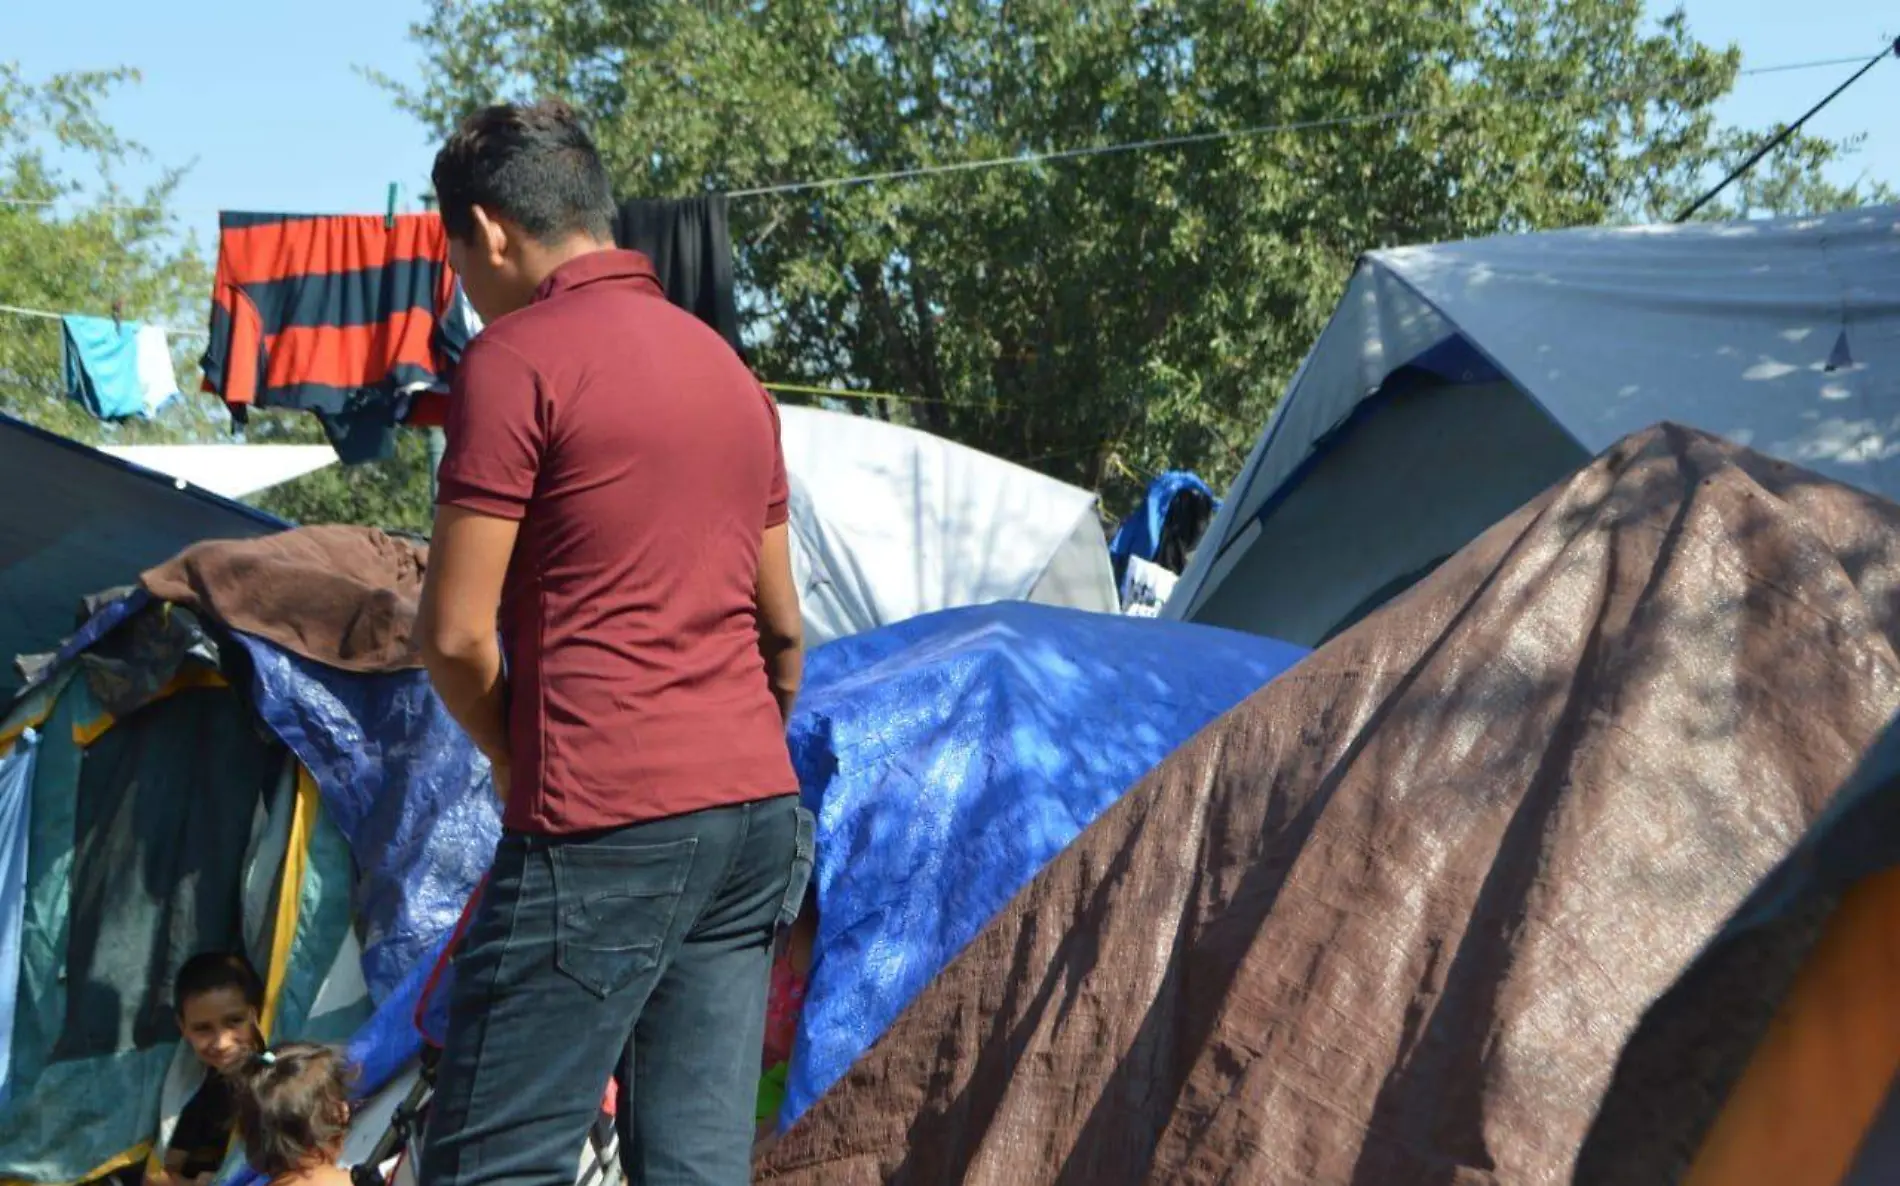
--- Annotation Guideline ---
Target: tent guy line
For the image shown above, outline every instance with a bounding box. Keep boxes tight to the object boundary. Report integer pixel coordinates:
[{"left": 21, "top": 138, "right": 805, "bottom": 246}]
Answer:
[{"left": 0, "top": 47, "right": 1885, "bottom": 218}]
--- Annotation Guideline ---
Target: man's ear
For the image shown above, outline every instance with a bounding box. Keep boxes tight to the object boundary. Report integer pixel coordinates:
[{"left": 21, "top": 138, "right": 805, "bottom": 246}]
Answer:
[{"left": 470, "top": 204, "right": 509, "bottom": 266}]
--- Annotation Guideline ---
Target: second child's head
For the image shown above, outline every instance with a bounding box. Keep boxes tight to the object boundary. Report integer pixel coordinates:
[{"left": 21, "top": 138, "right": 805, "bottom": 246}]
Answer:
[
  {"left": 174, "top": 952, "right": 265, "bottom": 1075},
  {"left": 234, "top": 1043, "right": 354, "bottom": 1176}
]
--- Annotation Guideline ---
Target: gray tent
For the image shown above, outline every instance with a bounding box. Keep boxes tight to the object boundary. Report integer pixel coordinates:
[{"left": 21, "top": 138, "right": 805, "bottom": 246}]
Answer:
[{"left": 1167, "top": 204, "right": 1900, "bottom": 645}]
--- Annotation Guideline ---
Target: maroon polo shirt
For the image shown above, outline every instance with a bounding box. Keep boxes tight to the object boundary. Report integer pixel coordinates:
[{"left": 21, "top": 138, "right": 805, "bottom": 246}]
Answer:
[{"left": 435, "top": 249, "right": 798, "bottom": 835}]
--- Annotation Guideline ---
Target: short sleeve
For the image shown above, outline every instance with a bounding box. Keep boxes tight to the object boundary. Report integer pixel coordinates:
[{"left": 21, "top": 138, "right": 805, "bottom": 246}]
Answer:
[
  {"left": 763, "top": 389, "right": 789, "bottom": 529},
  {"left": 435, "top": 336, "right": 546, "bottom": 521}
]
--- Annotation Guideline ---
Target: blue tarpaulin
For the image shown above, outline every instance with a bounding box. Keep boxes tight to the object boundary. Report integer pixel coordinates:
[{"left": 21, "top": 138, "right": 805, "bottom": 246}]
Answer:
[
  {"left": 241, "top": 637, "right": 498, "bottom": 1009},
  {"left": 781, "top": 602, "right": 1307, "bottom": 1125},
  {"left": 220, "top": 640, "right": 496, "bottom": 1186},
  {"left": 0, "top": 731, "right": 35, "bottom": 1107}
]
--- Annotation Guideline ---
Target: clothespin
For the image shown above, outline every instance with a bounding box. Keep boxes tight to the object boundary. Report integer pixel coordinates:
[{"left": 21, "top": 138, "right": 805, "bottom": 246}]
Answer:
[
  {"left": 110, "top": 298, "right": 123, "bottom": 332},
  {"left": 386, "top": 182, "right": 399, "bottom": 230}
]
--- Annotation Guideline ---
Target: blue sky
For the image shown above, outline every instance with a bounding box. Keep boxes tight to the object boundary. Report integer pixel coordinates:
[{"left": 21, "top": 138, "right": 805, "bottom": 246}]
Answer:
[{"left": 1, "top": 0, "right": 1895, "bottom": 256}]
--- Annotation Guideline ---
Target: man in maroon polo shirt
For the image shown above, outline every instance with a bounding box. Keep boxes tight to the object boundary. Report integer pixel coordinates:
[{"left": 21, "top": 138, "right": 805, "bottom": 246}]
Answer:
[{"left": 414, "top": 101, "right": 811, "bottom": 1186}]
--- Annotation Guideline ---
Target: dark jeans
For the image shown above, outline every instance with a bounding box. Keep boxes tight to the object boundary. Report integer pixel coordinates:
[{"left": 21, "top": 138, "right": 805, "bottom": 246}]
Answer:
[{"left": 419, "top": 795, "right": 814, "bottom": 1186}]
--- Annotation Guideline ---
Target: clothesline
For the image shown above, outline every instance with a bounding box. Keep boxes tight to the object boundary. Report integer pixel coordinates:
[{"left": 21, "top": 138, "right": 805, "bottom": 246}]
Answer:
[
  {"left": 0, "top": 302, "right": 997, "bottom": 408},
  {"left": 0, "top": 49, "right": 1883, "bottom": 217},
  {"left": 0, "top": 302, "right": 207, "bottom": 338},
  {"left": 760, "top": 381, "right": 1004, "bottom": 409},
  {"left": 726, "top": 51, "right": 1894, "bottom": 199}
]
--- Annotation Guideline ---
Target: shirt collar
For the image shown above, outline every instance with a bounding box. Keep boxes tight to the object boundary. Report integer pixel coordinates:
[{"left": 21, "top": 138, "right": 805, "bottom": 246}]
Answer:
[{"left": 533, "top": 249, "right": 664, "bottom": 303}]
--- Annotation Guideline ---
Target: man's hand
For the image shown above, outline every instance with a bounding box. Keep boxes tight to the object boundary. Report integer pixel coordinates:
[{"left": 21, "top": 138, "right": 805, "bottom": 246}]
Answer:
[{"left": 754, "top": 523, "right": 804, "bottom": 724}]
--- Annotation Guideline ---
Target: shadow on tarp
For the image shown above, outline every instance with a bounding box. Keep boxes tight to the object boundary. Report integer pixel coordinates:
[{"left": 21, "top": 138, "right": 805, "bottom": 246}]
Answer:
[
  {"left": 782, "top": 602, "right": 1307, "bottom": 1128},
  {"left": 758, "top": 424, "right": 1900, "bottom": 1185},
  {"left": 1578, "top": 708, "right": 1900, "bottom": 1184}
]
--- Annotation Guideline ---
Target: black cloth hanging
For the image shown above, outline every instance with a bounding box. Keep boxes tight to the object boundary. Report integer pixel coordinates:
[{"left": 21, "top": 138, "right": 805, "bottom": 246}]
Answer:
[
  {"left": 1153, "top": 486, "right": 1216, "bottom": 576},
  {"left": 612, "top": 196, "right": 742, "bottom": 354}
]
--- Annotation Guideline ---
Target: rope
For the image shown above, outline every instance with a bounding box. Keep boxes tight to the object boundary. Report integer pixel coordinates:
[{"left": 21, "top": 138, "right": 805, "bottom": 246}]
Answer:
[
  {"left": 0, "top": 302, "right": 207, "bottom": 338},
  {"left": 762, "top": 381, "right": 1004, "bottom": 409},
  {"left": 0, "top": 48, "right": 1883, "bottom": 217},
  {"left": 0, "top": 305, "right": 996, "bottom": 406},
  {"left": 728, "top": 51, "right": 1900, "bottom": 198}
]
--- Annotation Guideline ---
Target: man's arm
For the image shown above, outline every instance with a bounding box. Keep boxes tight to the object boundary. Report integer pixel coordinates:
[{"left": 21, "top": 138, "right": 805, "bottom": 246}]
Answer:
[
  {"left": 755, "top": 522, "right": 804, "bottom": 725},
  {"left": 419, "top": 505, "right": 520, "bottom": 786}
]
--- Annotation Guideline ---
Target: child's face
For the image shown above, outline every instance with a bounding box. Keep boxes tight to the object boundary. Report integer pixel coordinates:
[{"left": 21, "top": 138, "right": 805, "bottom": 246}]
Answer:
[{"left": 178, "top": 987, "right": 260, "bottom": 1074}]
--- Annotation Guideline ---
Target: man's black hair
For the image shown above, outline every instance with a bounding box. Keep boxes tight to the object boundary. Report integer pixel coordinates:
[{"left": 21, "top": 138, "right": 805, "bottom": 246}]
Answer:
[
  {"left": 174, "top": 951, "right": 265, "bottom": 1015},
  {"left": 431, "top": 99, "right": 616, "bottom": 244}
]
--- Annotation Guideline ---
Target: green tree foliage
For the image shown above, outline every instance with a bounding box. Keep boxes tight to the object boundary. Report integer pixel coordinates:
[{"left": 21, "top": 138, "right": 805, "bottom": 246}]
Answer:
[
  {"left": 390, "top": 0, "right": 1888, "bottom": 505},
  {"left": 249, "top": 425, "right": 436, "bottom": 534},
  {"left": 0, "top": 64, "right": 221, "bottom": 444},
  {"left": 0, "top": 65, "right": 437, "bottom": 529}
]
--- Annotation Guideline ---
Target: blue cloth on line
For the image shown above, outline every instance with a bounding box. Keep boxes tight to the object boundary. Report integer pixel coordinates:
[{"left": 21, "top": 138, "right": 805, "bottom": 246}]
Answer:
[
  {"left": 780, "top": 602, "right": 1307, "bottom": 1127},
  {"left": 60, "top": 316, "right": 145, "bottom": 420},
  {"left": 0, "top": 730, "right": 37, "bottom": 1107}
]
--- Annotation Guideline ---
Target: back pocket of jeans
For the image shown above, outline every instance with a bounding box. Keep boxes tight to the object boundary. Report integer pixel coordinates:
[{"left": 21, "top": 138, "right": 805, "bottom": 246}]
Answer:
[{"left": 550, "top": 837, "right": 697, "bottom": 999}]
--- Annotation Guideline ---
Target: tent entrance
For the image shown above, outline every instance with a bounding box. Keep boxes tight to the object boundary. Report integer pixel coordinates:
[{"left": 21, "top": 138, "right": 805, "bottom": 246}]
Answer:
[{"left": 1191, "top": 370, "right": 1586, "bottom": 645}]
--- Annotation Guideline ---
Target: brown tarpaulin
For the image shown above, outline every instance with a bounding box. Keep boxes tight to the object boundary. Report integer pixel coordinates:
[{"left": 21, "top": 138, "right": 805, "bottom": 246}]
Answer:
[
  {"left": 140, "top": 525, "right": 428, "bottom": 672},
  {"left": 758, "top": 424, "right": 1900, "bottom": 1186}
]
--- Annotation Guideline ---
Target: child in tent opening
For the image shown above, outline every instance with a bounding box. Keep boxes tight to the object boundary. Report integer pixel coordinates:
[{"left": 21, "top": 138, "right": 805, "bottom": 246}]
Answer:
[
  {"left": 754, "top": 887, "right": 818, "bottom": 1159},
  {"left": 151, "top": 953, "right": 267, "bottom": 1186},
  {"left": 230, "top": 1043, "right": 354, "bottom": 1186}
]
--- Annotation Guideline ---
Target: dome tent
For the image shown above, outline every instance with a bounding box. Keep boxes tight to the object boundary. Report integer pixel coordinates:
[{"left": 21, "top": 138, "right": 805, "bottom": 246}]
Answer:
[
  {"left": 777, "top": 405, "right": 1118, "bottom": 645},
  {"left": 1166, "top": 204, "right": 1900, "bottom": 646},
  {"left": 0, "top": 528, "right": 495, "bottom": 1185}
]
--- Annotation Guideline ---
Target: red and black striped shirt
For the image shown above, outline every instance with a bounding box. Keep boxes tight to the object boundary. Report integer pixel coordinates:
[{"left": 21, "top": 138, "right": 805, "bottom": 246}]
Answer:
[{"left": 201, "top": 212, "right": 458, "bottom": 425}]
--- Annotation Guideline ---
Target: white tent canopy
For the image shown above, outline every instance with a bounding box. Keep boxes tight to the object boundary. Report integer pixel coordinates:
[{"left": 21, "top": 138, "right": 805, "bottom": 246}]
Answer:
[
  {"left": 100, "top": 444, "right": 339, "bottom": 500},
  {"left": 778, "top": 405, "right": 1117, "bottom": 645},
  {"left": 1167, "top": 204, "right": 1900, "bottom": 645}
]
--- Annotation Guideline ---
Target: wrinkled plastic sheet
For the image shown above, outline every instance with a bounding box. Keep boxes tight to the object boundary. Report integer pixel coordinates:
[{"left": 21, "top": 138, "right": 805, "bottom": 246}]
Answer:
[
  {"left": 217, "top": 639, "right": 495, "bottom": 1186},
  {"left": 15, "top": 589, "right": 148, "bottom": 694},
  {"left": 781, "top": 602, "right": 1307, "bottom": 1126},
  {"left": 240, "top": 635, "right": 497, "bottom": 1004},
  {"left": 760, "top": 425, "right": 1900, "bottom": 1185}
]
